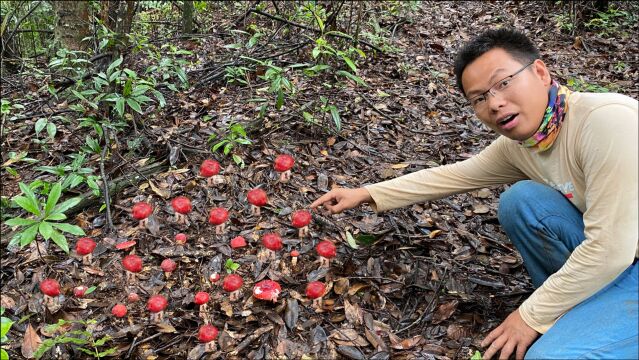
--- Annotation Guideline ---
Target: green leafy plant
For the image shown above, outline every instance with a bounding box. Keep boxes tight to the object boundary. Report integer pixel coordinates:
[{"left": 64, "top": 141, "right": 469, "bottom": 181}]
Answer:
[
  {"left": 585, "top": 6, "right": 636, "bottom": 36},
  {"left": 471, "top": 350, "right": 482, "bottom": 360},
  {"left": 225, "top": 259, "right": 240, "bottom": 273},
  {"left": 567, "top": 77, "right": 616, "bottom": 93},
  {"left": 208, "top": 122, "right": 252, "bottom": 168},
  {"left": 5, "top": 182, "right": 85, "bottom": 253},
  {"left": 1, "top": 307, "right": 14, "bottom": 360},
  {"left": 224, "top": 66, "right": 251, "bottom": 86},
  {"left": 145, "top": 44, "right": 191, "bottom": 90},
  {"left": 303, "top": 96, "right": 342, "bottom": 132},
  {"left": 35, "top": 319, "right": 115, "bottom": 359},
  {"left": 35, "top": 153, "right": 101, "bottom": 196}
]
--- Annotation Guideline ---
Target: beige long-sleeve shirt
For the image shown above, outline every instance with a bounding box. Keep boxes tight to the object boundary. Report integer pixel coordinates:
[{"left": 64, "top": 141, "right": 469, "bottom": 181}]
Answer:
[{"left": 365, "top": 92, "right": 638, "bottom": 333}]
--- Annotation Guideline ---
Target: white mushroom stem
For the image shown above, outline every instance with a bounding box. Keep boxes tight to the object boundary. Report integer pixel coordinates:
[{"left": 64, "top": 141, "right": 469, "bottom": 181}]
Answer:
[
  {"left": 164, "top": 272, "right": 172, "bottom": 280},
  {"left": 291, "top": 256, "right": 298, "bottom": 267},
  {"left": 199, "top": 304, "right": 210, "bottom": 324},
  {"left": 150, "top": 311, "right": 164, "bottom": 323},
  {"left": 213, "top": 175, "right": 225, "bottom": 185},
  {"left": 126, "top": 271, "right": 137, "bottom": 283},
  {"left": 279, "top": 170, "right": 291, "bottom": 182},
  {"left": 251, "top": 205, "right": 261, "bottom": 216},
  {"left": 215, "top": 223, "right": 225, "bottom": 235},
  {"left": 319, "top": 256, "right": 330, "bottom": 269},
  {"left": 206, "top": 177, "right": 213, "bottom": 186},
  {"left": 43, "top": 295, "right": 56, "bottom": 306},
  {"left": 298, "top": 226, "right": 309, "bottom": 238},
  {"left": 82, "top": 254, "right": 93, "bottom": 265},
  {"left": 204, "top": 341, "right": 217, "bottom": 352},
  {"left": 312, "top": 298, "right": 323, "bottom": 309},
  {"left": 175, "top": 213, "right": 188, "bottom": 224},
  {"left": 229, "top": 290, "right": 241, "bottom": 302},
  {"left": 138, "top": 219, "right": 147, "bottom": 229}
]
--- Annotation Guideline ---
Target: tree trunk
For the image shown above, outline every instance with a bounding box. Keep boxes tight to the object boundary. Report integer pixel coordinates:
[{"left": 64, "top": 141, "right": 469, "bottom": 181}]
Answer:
[
  {"left": 51, "top": 1, "right": 90, "bottom": 50},
  {"left": 183, "top": 0, "right": 194, "bottom": 34}
]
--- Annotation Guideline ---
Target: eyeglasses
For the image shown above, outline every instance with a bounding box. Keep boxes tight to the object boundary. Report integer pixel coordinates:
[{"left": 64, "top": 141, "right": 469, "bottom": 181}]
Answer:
[{"left": 467, "top": 60, "right": 536, "bottom": 111}]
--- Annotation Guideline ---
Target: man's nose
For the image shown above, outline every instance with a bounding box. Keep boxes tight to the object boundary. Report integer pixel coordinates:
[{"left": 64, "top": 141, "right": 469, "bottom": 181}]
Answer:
[{"left": 487, "top": 90, "right": 508, "bottom": 112}]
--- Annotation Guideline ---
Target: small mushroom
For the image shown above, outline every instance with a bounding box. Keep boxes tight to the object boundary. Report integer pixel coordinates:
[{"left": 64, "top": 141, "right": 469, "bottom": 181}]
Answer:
[
  {"left": 171, "top": 196, "right": 192, "bottom": 224},
  {"left": 291, "top": 210, "right": 312, "bottom": 238},
  {"left": 147, "top": 295, "right": 168, "bottom": 323},
  {"left": 274, "top": 154, "right": 294, "bottom": 182},
  {"left": 247, "top": 188, "right": 268, "bottom": 216},
  {"left": 112, "top": 304, "right": 127, "bottom": 318},
  {"left": 209, "top": 272, "right": 220, "bottom": 285},
  {"left": 290, "top": 249, "right": 300, "bottom": 267},
  {"left": 316, "top": 240, "right": 337, "bottom": 268},
  {"left": 115, "top": 240, "right": 137, "bottom": 252},
  {"left": 194, "top": 291, "right": 210, "bottom": 323},
  {"left": 208, "top": 208, "right": 229, "bottom": 235},
  {"left": 40, "top": 278, "right": 60, "bottom": 306},
  {"left": 198, "top": 324, "right": 219, "bottom": 353},
  {"left": 253, "top": 280, "right": 282, "bottom": 303},
  {"left": 175, "top": 233, "right": 187, "bottom": 245},
  {"left": 259, "top": 233, "right": 282, "bottom": 262},
  {"left": 222, "top": 274, "right": 243, "bottom": 302},
  {"left": 122, "top": 254, "right": 143, "bottom": 283},
  {"left": 305, "top": 281, "right": 326, "bottom": 309},
  {"left": 131, "top": 202, "right": 153, "bottom": 229},
  {"left": 160, "top": 258, "right": 177, "bottom": 279},
  {"left": 230, "top": 236, "right": 247, "bottom": 249},
  {"left": 76, "top": 237, "right": 96, "bottom": 265},
  {"left": 199, "top": 159, "right": 222, "bottom": 186},
  {"left": 127, "top": 292, "right": 140, "bottom": 303},
  {"left": 74, "top": 286, "right": 88, "bottom": 298}
]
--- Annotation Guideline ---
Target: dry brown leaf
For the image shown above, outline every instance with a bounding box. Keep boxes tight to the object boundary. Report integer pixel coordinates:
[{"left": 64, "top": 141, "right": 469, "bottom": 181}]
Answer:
[
  {"left": 343, "top": 300, "right": 363, "bottom": 326},
  {"left": 432, "top": 300, "right": 458, "bottom": 324},
  {"left": 391, "top": 163, "right": 410, "bottom": 169},
  {"left": 446, "top": 324, "right": 470, "bottom": 340},
  {"left": 347, "top": 282, "right": 369, "bottom": 296},
  {"left": 220, "top": 300, "right": 233, "bottom": 317},
  {"left": 428, "top": 229, "right": 443, "bottom": 239},
  {"left": 473, "top": 204, "right": 490, "bottom": 214},
  {"left": 21, "top": 324, "right": 42, "bottom": 359},
  {"left": 0, "top": 294, "right": 16, "bottom": 309},
  {"left": 329, "top": 328, "right": 368, "bottom": 347},
  {"left": 149, "top": 180, "right": 170, "bottom": 198},
  {"left": 333, "top": 278, "right": 350, "bottom": 295},
  {"left": 390, "top": 334, "right": 423, "bottom": 350},
  {"left": 156, "top": 323, "right": 176, "bottom": 333}
]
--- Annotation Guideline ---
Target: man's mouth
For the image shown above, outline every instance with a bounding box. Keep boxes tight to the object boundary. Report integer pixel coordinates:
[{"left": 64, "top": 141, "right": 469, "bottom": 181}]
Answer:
[{"left": 497, "top": 114, "right": 518, "bottom": 126}]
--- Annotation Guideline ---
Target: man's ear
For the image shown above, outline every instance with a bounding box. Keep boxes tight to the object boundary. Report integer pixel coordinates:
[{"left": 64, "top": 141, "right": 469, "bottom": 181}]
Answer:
[{"left": 532, "top": 59, "right": 552, "bottom": 86}]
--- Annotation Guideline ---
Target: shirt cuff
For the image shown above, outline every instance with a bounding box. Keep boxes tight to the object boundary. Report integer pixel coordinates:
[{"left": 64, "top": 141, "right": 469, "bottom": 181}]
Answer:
[{"left": 519, "top": 299, "right": 556, "bottom": 334}]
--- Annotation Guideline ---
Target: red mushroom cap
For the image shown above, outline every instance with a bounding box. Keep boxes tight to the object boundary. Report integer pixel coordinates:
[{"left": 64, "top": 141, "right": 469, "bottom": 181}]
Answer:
[
  {"left": 208, "top": 208, "right": 229, "bottom": 225},
  {"left": 230, "top": 236, "right": 247, "bottom": 249},
  {"left": 261, "top": 233, "right": 282, "bottom": 251},
  {"left": 198, "top": 324, "right": 219, "bottom": 343},
  {"left": 147, "top": 295, "right": 168, "bottom": 313},
  {"left": 132, "top": 202, "right": 153, "bottom": 220},
  {"left": 200, "top": 159, "right": 221, "bottom": 178},
  {"left": 316, "top": 240, "right": 337, "bottom": 259},
  {"left": 291, "top": 210, "right": 312, "bottom": 228},
  {"left": 175, "top": 233, "right": 187, "bottom": 243},
  {"left": 115, "top": 240, "right": 137, "bottom": 250},
  {"left": 222, "top": 274, "right": 243, "bottom": 292},
  {"left": 253, "top": 280, "right": 282, "bottom": 302},
  {"left": 76, "top": 237, "right": 96, "bottom": 256},
  {"left": 40, "top": 279, "right": 60, "bottom": 297},
  {"left": 122, "top": 254, "right": 143, "bottom": 273},
  {"left": 209, "top": 273, "right": 220, "bottom": 283},
  {"left": 112, "top": 304, "right": 127, "bottom": 318},
  {"left": 74, "top": 285, "right": 88, "bottom": 298},
  {"left": 305, "top": 281, "right": 326, "bottom": 299},
  {"left": 274, "top": 154, "right": 294, "bottom": 172},
  {"left": 194, "top": 291, "right": 210, "bottom": 305},
  {"left": 247, "top": 188, "right": 268, "bottom": 207},
  {"left": 171, "top": 197, "right": 192, "bottom": 214},
  {"left": 160, "top": 258, "right": 177, "bottom": 273},
  {"left": 128, "top": 292, "right": 140, "bottom": 303},
  {"left": 290, "top": 249, "right": 300, "bottom": 257}
]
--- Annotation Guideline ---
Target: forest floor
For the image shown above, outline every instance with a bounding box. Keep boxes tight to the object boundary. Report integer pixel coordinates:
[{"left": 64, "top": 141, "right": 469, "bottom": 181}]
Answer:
[{"left": 1, "top": 1, "right": 637, "bottom": 359}]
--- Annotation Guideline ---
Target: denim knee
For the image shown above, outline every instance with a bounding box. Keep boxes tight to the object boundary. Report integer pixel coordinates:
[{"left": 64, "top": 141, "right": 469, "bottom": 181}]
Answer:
[{"left": 498, "top": 180, "right": 538, "bottom": 229}]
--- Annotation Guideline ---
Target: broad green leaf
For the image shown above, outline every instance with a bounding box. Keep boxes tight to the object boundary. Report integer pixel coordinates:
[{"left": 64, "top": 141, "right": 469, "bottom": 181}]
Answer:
[
  {"left": 1, "top": 316, "right": 14, "bottom": 338},
  {"left": 312, "top": 47, "right": 320, "bottom": 59},
  {"left": 341, "top": 56, "right": 357, "bottom": 73},
  {"left": 115, "top": 97, "right": 125, "bottom": 117},
  {"left": 276, "top": 90, "right": 284, "bottom": 110},
  {"left": 345, "top": 231, "right": 359, "bottom": 249},
  {"left": 35, "top": 118, "right": 48, "bottom": 135},
  {"left": 49, "top": 229, "right": 69, "bottom": 254},
  {"left": 13, "top": 195, "right": 41, "bottom": 216},
  {"left": 328, "top": 105, "right": 341, "bottom": 132},
  {"left": 20, "top": 224, "right": 39, "bottom": 247},
  {"left": 19, "top": 182, "right": 39, "bottom": 206},
  {"left": 126, "top": 98, "right": 143, "bottom": 114},
  {"left": 50, "top": 223, "right": 85, "bottom": 236},
  {"left": 39, "top": 221, "right": 54, "bottom": 240},
  {"left": 97, "top": 348, "right": 117, "bottom": 357},
  {"left": 84, "top": 286, "right": 96, "bottom": 296},
  {"left": 45, "top": 183, "right": 62, "bottom": 215},
  {"left": 336, "top": 70, "right": 368, "bottom": 87},
  {"left": 1, "top": 349, "right": 8, "bottom": 360},
  {"left": 212, "top": 140, "right": 228, "bottom": 152},
  {"left": 53, "top": 197, "right": 81, "bottom": 214},
  {"left": 471, "top": 351, "right": 482, "bottom": 360},
  {"left": 107, "top": 56, "right": 123, "bottom": 76},
  {"left": 224, "top": 43, "right": 243, "bottom": 49},
  {"left": 45, "top": 213, "right": 67, "bottom": 221},
  {"left": 152, "top": 90, "right": 166, "bottom": 107},
  {"left": 46, "top": 122, "right": 57, "bottom": 138},
  {"left": 4, "top": 217, "right": 38, "bottom": 227},
  {"left": 302, "top": 112, "right": 316, "bottom": 124}
]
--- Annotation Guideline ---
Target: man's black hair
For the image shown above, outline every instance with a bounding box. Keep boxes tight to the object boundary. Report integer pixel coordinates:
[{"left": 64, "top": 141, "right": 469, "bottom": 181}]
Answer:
[{"left": 453, "top": 28, "right": 540, "bottom": 95}]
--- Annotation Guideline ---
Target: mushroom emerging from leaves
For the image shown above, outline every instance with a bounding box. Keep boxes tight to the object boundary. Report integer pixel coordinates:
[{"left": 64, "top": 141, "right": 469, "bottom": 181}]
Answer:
[
  {"left": 147, "top": 295, "right": 168, "bottom": 323},
  {"left": 131, "top": 202, "right": 153, "bottom": 229},
  {"left": 274, "top": 154, "right": 294, "bottom": 182},
  {"left": 40, "top": 279, "right": 60, "bottom": 306},
  {"left": 76, "top": 237, "right": 96, "bottom": 265},
  {"left": 194, "top": 291, "right": 210, "bottom": 323},
  {"left": 198, "top": 324, "right": 219, "bottom": 353},
  {"left": 171, "top": 196, "right": 192, "bottom": 224},
  {"left": 74, "top": 286, "right": 88, "bottom": 298},
  {"left": 199, "top": 159, "right": 222, "bottom": 186},
  {"left": 112, "top": 304, "right": 127, "bottom": 318},
  {"left": 316, "top": 240, "right": 337, "bottom": 268},
  {"left": 161, "top": 258, "right": 177, "bottom": 279},
  {"left": 128, "top": 292, "right": 140, "bottom": 303},
  {"left": 291, "top": 210, "right": 312, "bottom": 238},
  {"left": 259, "top": 233, "right": 282, "bottom": 262},
  {"left": 247, "top": 188, "right": 268, "bottom": 216},
  {"left": 175, "top": 233, "right": 187, "bottom": 245},
  {"left": 253, "top": 280, "right": 282, "bottom": 303},
  {"left": 209, "top": 272, "right": 220, "bottom": 285},
  {"left": 305, "top": 281, "right": 326, "bottom": 309},
  {"left": 122, "top": 254, "right": 143, "bottom": 283},
  {"left": 208, "top": 208, "right": 229, "bottom": 235},
  {"left": 222, "top": 274, "right": 243, "bottom": 302},
  {"left": 290, "top": 249, "right": 300, "bottom": 267},
  {"left": 230, "top": 236, "right": 247, "bottom": 249}
]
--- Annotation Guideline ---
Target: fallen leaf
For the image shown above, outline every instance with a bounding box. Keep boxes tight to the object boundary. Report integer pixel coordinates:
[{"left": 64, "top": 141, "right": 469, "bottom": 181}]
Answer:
[
  {"left": 347, "top": 283, "right": 369, "bottom": 296},
  {"left": 21, "top": 324, "right": 42, "bottom": 359},
  {"left": 333, "top": 278, "right": 350, "bottom": 295},
  {"left": 390, "top": 334, "right": 423, "bottom": 350},
  {"left": 472, "top": 204, "right": 490, "bottom": 214},
  {"left": 391, "top": 163, "right": 409, "bottom": 169},
  {"left": 329, "top": 328, "right": 368, "bottom": 347},
  {"left": 155, "top": 323, "right": 176, "bottom": 333},
  {"left": 344, "top": 300, "right": 363, "bottom": 325},
  {"left": 149, "top": 180, "right": 170, "bottom": 198},
  {"left": 428, "top": 229, "right": 443, "bottom": 239},
  {"left": 446, "top": 324, "right": 470, "bottom": 340},
  {"left": 432, "top": 300, "right": 458, "bottom": 324}
]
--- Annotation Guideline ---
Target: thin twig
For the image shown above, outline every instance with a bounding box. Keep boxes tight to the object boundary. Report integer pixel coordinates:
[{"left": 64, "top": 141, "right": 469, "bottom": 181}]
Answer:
[{"left": 99, "top": 127, "right": 115, "bottom": 232}]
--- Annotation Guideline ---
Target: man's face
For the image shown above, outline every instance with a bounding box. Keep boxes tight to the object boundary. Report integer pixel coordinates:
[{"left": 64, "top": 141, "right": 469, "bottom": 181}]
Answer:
[{"left": 461, "top": 48, "right": 552, "bottom": 141}]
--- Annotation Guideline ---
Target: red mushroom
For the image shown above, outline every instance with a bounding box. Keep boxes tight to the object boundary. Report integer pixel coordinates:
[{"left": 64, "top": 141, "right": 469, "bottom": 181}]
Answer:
[
  {"left": 112, "top": 304, "right": 127, "bottom": 318},
  {"left": 74, "top": 285, "right": 88, "bottom": 298},
  {"left": 253, "top": 280, "right": 282, "bottom": 303},
  {"left": 291, "top": 210, "right": 312, "bottom": 238},
  {"left": 306, "top": 281, "right": 326, "bottom": 309},
  {"left": 40, "top": 278, "right": 60, "bottom": 306},
  {"left": 208, "top": 208, "right": 229, "bottom": 235},
  {"left": 247, "top": 188, "right": 268, "bottom": 216},
  {"left": 194, "top": 291, "right": 210, "bottom": 323},
  {"left": 209, "top": 272, "right": 220, "bottom": 285},
  {"left": 160, "top": 258, "right": 177, "bottom": 279},
  {"left": 316, "top": 240, "right": 337, "bottom": 268},
  {"left": 128, "top": 292, "right": 140, "bottom": 303},
  {"left": 171, "top": 196, "right": 192, "bottom": 224},
  {"left": 274, "top": 154, "right": 294, "bottom": 182},
  {"left": 122, "top": 254, "right": 143, "bottom": 283},
  {"left": 115, "top": 240, "right": 137, "bottom": 251},
  {"left": 175, "top": 233, "right": 187, "bottom": 245},
  {"left": 222, "top": 274, "right": 243, "bottom": 302},
  {"left": 259, "top": 233, "right": 282, "bottom": 262},
  {"left": 76, "top": 237, "right": 97, "bottom": 265},
  {"left": 131, "top": 202, "right": 153, "bottom": 229},
  {"left": 147, "top": 295, "right": 168, "bottom": 323},
  {"left": 230, "top": 236, "right": 247, "bottom": 249},
  {"left": 200, "top": 159, "right": 222, "bottom": 186},
  {"left": 290, "top": 249, "right": 300, "bottom": 267},
  {"left": 198, "top": 324, "right": 219, "bottom": 353}
]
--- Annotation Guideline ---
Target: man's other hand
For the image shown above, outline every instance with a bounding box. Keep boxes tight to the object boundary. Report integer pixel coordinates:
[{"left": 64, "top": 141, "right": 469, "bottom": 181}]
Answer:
[{"left": 481, "top": 309, "right": 539, "bottom": 359}]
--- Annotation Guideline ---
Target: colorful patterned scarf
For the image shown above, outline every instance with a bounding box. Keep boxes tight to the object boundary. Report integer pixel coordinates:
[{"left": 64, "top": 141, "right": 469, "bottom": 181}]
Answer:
[{"left": 520, "top": 81, "right": 572, "bottom": 151}]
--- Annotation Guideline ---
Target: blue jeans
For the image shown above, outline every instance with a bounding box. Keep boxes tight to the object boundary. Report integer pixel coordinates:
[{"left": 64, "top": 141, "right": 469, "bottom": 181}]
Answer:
[{"left": 498, "top": 180, "right": 638, "bottom": 359}]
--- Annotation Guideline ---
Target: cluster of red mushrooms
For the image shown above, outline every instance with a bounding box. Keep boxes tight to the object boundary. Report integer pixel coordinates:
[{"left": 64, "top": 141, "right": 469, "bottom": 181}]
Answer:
[{"left": 39, "top": 154, "right": 340, "bottom": 353}]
